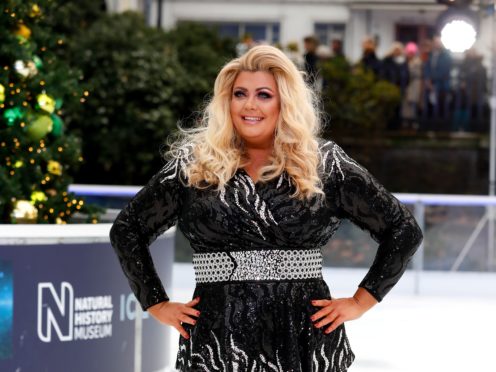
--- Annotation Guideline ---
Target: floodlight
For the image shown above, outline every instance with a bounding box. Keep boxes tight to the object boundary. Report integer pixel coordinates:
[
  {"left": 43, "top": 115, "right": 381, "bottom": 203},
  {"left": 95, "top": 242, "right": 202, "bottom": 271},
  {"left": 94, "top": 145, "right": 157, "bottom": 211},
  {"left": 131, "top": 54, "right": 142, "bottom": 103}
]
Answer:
[
  {"left": 435, "top": 2, "right": 479, "bottom": 53},
  {"left": 440, "top": 19, "right": 477, "bottom": 52}
]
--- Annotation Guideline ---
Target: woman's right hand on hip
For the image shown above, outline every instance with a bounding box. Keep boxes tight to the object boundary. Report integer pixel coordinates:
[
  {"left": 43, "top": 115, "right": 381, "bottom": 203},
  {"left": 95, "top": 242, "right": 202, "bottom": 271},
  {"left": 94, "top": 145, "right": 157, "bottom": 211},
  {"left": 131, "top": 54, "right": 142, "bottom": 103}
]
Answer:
[{"left": 147, "top": 297, "right": 201, "bottom": 339}]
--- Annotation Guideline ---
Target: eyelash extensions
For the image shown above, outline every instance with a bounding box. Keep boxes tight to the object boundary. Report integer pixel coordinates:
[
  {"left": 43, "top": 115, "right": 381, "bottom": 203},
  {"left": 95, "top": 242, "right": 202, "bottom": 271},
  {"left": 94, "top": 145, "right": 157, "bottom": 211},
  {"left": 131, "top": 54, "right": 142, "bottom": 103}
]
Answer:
[{"left": 233, "top": 90, "right": 272, "bottom": 99}]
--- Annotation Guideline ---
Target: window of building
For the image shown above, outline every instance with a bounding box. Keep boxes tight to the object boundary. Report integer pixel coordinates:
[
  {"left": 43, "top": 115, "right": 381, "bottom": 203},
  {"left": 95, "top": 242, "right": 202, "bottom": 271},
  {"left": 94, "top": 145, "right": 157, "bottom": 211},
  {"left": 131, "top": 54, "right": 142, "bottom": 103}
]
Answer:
[
  {"left": 200, "top": 22, "right": 280, "bottom": 44},
  {"left": 395, "top": 24, "right": 435, "bottom": 45},
  {"left": 314, "top": 23, "right": 346, "bottom": 47}
]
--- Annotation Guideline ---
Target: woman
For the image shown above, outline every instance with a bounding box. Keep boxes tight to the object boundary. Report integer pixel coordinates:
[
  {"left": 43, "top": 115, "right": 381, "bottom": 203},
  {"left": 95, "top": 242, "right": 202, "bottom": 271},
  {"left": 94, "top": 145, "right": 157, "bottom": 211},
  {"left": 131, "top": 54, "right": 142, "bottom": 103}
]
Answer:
[
  {"left": 401, "top": 42, "right": 423, "bottom": 130},
  {"left": 109, "top": 45, "right": 423, "bottom": 371}
]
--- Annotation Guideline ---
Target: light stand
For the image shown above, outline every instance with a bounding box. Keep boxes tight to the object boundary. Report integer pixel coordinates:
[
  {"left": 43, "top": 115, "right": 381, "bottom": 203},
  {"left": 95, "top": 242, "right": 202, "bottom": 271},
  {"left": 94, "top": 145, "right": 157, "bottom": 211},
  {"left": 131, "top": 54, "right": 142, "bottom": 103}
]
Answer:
[{"left": 488, "top": 3, "right": 496, "bottom": 270}]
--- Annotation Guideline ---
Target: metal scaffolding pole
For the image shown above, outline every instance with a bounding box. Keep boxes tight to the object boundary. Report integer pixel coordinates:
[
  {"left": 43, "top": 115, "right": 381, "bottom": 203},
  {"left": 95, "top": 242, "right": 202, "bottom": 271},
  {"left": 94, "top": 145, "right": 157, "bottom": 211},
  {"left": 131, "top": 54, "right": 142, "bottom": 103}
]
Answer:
[
  {"left": 413, "top": 201, "right": 425, "bottom": 294},
  {"left": 143, "top": 0, "right": 152, "bottom": 26},
  {"left": 156, "top": 0, "right": 163, "bottom": 29}
]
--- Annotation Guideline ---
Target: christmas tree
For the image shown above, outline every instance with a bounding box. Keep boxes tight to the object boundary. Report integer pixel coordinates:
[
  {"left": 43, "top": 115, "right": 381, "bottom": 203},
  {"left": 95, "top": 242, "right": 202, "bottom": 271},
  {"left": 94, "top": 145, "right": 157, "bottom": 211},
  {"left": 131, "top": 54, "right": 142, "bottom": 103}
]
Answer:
[{"left": 0, "top": 0, "right": 103, "bottom": 224}]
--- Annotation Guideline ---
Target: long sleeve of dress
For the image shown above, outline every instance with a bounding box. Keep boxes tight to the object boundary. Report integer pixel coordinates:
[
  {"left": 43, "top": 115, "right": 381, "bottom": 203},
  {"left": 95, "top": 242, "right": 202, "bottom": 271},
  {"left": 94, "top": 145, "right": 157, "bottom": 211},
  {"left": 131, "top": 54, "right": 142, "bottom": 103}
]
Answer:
[
  {"left": 109, "top": 157, "right": 184, "bottom": 311},
  {"left": 322, "top": 141, "right": 423, "bottom": 303}
]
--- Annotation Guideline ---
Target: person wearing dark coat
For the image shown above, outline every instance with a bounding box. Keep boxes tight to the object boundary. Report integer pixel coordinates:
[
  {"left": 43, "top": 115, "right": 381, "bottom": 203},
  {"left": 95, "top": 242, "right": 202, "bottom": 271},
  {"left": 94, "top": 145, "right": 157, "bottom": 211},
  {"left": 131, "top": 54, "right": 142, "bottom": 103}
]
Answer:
[
  {"left": 422, "top": 34, "right": 453, "bottom": 125},
  {"left": 453, "top": 47, "right": 487, "bottom": 131},
  {"left": 380, "top": 42, "right": 410, "bottom": 95},
  {"left": 359, "top": 36, "right": 382, "bottom": 77},
  {"left": 303, "top": 35, "right": 319, "bottom": 88},
  {"left": 380, "top": 42, "right": 410, "bottom": 130}
]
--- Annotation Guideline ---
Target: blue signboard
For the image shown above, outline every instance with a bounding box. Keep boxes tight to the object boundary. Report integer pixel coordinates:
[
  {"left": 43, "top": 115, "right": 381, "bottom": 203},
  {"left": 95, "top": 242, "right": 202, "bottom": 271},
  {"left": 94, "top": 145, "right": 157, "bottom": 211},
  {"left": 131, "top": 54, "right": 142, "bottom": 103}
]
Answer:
[{"left": 0, "top": 234, "right": 174, "bottom": 372}]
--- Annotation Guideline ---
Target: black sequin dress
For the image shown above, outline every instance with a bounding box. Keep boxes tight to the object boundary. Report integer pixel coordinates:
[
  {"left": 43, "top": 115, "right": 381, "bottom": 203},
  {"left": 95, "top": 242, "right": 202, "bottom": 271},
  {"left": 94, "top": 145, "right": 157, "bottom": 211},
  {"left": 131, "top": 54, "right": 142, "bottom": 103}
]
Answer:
[{"left": 109, "top": 138, "right": 423, "bottom": 372}]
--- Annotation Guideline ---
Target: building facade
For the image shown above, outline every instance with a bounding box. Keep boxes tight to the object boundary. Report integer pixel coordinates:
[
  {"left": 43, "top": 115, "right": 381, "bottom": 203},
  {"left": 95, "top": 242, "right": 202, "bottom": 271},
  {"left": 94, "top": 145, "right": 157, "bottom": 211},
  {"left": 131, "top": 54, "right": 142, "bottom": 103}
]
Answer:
[{"left": 107, "top": 0, "right": 494, "bottom": 70}]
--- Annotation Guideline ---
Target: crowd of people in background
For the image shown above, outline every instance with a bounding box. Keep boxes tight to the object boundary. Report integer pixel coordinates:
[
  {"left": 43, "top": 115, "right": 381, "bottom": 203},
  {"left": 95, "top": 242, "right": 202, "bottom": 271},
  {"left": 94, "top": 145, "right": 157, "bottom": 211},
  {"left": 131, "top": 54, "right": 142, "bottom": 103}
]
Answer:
[{"left": 236, "top": 32, "right": 489, "bottom": 133}]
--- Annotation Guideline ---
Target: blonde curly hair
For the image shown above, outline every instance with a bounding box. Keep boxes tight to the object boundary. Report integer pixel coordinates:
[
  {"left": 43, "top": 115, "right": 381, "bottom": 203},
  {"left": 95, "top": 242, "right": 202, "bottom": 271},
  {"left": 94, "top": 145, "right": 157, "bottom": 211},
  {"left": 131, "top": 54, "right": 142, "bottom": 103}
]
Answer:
[{"left": 165, "top": 44, "right": 325, "bottom": 200}]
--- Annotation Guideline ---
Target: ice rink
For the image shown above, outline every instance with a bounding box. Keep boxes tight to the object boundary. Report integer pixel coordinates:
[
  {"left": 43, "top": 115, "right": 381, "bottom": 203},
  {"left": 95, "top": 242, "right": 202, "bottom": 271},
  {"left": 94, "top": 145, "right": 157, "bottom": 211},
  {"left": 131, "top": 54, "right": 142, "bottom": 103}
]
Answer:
[{"left": 163, "top": 263, "right": 496, "bottom": 372}]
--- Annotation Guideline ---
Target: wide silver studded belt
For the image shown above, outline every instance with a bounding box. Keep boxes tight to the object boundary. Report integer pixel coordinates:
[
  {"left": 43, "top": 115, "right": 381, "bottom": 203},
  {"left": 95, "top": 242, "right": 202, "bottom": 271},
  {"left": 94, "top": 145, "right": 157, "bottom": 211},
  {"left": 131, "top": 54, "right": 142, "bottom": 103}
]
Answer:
[{"left": 192, "top": 248, "right": 323, "bottom": 283}]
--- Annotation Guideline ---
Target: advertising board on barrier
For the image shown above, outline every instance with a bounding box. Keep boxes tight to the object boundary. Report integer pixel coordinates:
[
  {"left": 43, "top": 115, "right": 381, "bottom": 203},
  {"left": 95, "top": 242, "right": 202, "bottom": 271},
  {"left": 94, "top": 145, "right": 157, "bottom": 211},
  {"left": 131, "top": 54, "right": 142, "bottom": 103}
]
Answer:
[
  {"left": 0, "top": 260, "right": 13, "bottom": 361},
  {"left": 0, "top": 233, "right": 174, "bottom": 372}
]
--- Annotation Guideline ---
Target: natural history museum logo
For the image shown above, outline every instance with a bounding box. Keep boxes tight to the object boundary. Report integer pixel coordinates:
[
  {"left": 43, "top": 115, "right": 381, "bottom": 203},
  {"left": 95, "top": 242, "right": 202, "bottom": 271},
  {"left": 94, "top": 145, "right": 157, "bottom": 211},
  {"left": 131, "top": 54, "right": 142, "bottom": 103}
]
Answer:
[
  {"left": 37, "top": 282, "right": 114, "bottom": 343},
  {"left": 37, "top": 281, "right": 148, "bottom": 343}
]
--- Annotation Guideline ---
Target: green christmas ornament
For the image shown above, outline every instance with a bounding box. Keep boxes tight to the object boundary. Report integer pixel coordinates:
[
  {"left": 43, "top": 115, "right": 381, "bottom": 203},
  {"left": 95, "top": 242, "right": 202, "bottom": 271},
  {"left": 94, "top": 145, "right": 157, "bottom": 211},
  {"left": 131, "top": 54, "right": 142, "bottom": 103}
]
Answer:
[
  {"left": 3, "top": 107, "right": 25, "bottom": 126},
  {"left": 15, "top": 35, "right": 30, "bottom": 46},
  {"left": 26, "top": 115, "right": 53, "bottom": 141},
  {"left": 55, "top": 98, "right": 63, "bottom": 110},
  {"left": 50, "top": 114, "right": 64, "bottom": 137},
  {"left": 33, "top": 55, "right": 43, "bottom": 69}
]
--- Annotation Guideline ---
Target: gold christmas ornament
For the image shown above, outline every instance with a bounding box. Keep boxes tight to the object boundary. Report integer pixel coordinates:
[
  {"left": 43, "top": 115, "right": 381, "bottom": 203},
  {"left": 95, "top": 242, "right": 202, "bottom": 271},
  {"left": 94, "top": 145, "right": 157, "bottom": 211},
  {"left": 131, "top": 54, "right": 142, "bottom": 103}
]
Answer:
[
  {"left": 31, "top": 191, "right": 48, "bottom": 203},
  {"left": 26, "top": 61, "right": 38, "bottom": 77},
  {"left": 47, "top": 160, "right": 62, "bottom": 176},
  {"left": 37, "top": 93, "right": 55, "bottom": 113},
  {"left": 14, "top": 160, "right": 23, "bottom": 168},
  {"left": 11, "top": 200, "right": 38, "bottom": 223},
  {"left": 0, "top": 83, "right": 5, "bottom": 103},
  {"left": 30, "top": 4, "right": 42, "bottom": 18},
  {"left": 15, "top": 24, "right": 32, "bottom": 39}
]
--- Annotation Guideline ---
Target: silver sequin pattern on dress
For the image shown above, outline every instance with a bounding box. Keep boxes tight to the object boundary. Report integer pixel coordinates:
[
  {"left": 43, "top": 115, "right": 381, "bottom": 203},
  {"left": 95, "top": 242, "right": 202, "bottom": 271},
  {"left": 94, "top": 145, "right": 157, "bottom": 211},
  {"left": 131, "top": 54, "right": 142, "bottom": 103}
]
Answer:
[
  {"left": 192, "top": 248, "right": 323, "bottom": 283},
  {"left": 319, "top": 140, "right": 365, "bottom": 181},
  {"left": 177, "top": 326, "right": 352, "bottom": 372}
]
